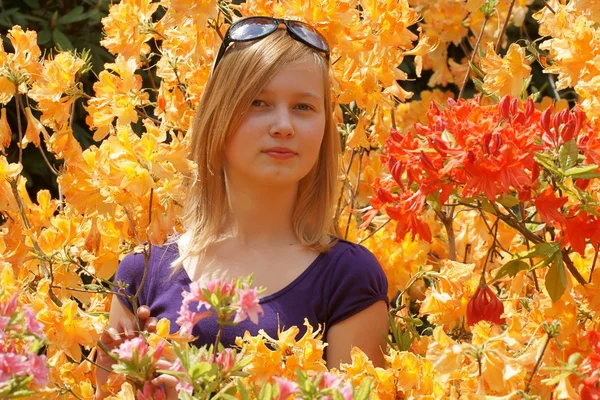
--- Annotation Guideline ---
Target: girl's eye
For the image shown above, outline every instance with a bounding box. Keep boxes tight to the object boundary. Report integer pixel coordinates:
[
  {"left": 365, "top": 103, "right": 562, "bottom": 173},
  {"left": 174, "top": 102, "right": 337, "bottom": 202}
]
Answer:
[
  {"left": 295, "top": 104, "right": 313, "bottom": 111},
  {"left": 251, "top": 99, "right": 266, "bottom": 107}
]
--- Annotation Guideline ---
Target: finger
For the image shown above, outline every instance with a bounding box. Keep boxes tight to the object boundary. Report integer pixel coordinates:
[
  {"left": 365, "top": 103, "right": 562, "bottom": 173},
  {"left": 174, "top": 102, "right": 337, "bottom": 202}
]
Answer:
[
  {"left": 155, "top": 359, "right": 173, "bottom": 370},
  {"left": 122, "top": 321, "right": 135, "bottom": 339},
  {"left": 144, "top": 317, "right": 158, "bottom": 333},
  {"left": 100, "top": 327, "right": 122, "bottom": 345},
  {"left": 137, "top": 305, "right": 151, "bottom": 320},
  {"left": 151, "top": 374, "right": 179, "bottom": 398}
]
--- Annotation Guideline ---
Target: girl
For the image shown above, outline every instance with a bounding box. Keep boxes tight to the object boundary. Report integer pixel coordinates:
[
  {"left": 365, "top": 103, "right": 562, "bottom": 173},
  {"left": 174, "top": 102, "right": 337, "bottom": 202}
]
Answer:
[{"left": 95, "top": 17, "right": 389, "bottom": 398}]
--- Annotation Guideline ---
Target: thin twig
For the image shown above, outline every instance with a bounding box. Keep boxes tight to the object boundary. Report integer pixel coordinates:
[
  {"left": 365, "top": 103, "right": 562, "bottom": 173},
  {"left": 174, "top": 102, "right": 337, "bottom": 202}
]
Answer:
[
  {"left": 435, "top": 207, "right": 456, "bottom": 261},
  {"left": 548, "top": 74, "right": 561, "bottom": 101},
  {"left": 495, "top": 0, "right": 516, "bottom": 53},
  {"left": 525, "top": 333, "right": 551, "bottom": 392},
  {"left": 344, "top": 148, "right": 364, "bottom": 239},
  {"left": 520, "top": 203, "right": 540, "bottom": 291},
  {"left": 334, "top": 148, "right": 356, "bottom": 224},
  {"left": 358, "top": 218, "right": 391, "bottom": 245},
  {"left": 542, "top": 0, "right": 556, "bottom": 14},
  {"left": 590, "top": 248, "right": 598, "bottom": 283},
  {"left": 15, "top": 94, "right": 23, "bottom": 164},
  {"left": 459, "top": 16, "right": 490, "bottom": 99},
  {"left": 562, "top": 249, "right": 588, "bottom": 286}
]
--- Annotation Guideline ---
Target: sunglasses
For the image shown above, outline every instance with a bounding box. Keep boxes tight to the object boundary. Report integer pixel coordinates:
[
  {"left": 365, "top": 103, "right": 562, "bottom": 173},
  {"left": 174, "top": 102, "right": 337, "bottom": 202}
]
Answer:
[{"left": 212, "top": 16, "right": 330, "bottom": 72}]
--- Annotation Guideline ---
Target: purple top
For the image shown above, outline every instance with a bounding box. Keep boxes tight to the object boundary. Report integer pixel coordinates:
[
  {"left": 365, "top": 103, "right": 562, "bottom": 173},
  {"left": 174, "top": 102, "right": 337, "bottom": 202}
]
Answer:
[{"left": 114, "top": 237, "right": 389, "bottom": 359}]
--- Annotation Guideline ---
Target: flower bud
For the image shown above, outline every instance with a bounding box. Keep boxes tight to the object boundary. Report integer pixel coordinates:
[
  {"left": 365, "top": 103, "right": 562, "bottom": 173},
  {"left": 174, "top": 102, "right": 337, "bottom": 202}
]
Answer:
[{"left": 466, "top": 284, "right": 505, "bottom": 326}]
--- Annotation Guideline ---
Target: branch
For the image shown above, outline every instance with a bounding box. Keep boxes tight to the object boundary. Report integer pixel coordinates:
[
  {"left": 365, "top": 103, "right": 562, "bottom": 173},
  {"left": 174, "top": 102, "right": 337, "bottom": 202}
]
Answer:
[
  {"left": 459, "top": 16, "right": 490, "bottom": 99},
  {"left": 344, "top": 148, "right": 364, "bottom": 239},
  {"left": 562, "top": 249, "right": 588, "bottom": 286}
]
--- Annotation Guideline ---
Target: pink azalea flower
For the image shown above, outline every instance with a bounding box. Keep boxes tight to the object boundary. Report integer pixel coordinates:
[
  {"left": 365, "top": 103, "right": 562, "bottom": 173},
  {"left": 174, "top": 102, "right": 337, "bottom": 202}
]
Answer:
[
  {"left": 23, "top": 307, "right": 44, "bottom": 335},
  {"left": 28, "top": 353, "right": 48, "bottom": 386},
  {"left": 175, "top": 305, "right": 212, "bottom": 336},
  {"left": 137, "top": 381, "right": 166, "bottom": 400},
  {"left": 0, "top": 293, "right": 18, "bottom": 316},
  {"left": 321, "top": 372, "right": 342, "bottom": 388},
  {"left": 233, "top": 284, "right": 263, "bottom": 324},
  {"left": 151, "top": 340, "right": 165, "bottom": 364},
  {"left": 187, "top": 281, "right": 212, "bottom": 311},
  {"left": 338, "top": 382, "right": 353, "bottom": 400},
  {"left": 274, "top": 376, "right": 299, "bottom": 400},
  {"left": 320, "top": 373, "right": 352, "bottom": 400},
  {"left": 113, "top": 337, "right": 148, "bottom": 360},
  {"left": 215, "top": 348, "right": 235, "bottom": 374},
  {"left": 0, "top": 353, "right": 29, "bottom": 386},
  {"left": 169, "top": 359, "right": 193, "bottom": 394},
  {"left": 0, "top": 316, "right": 9, "bottom": 339}
]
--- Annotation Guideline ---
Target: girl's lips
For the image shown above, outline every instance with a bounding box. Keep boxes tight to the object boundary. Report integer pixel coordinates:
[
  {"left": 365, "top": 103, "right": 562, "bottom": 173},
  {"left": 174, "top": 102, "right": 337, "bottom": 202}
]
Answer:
[{"left": 264, "top": 151, "right": 296, "bottom": 159}]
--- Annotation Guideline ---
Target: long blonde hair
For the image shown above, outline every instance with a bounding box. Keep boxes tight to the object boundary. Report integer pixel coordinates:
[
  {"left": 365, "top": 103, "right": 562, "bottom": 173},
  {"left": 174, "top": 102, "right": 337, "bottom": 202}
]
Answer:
[{"left": 170, "top": 29, "right": 341, "bottom": 276}]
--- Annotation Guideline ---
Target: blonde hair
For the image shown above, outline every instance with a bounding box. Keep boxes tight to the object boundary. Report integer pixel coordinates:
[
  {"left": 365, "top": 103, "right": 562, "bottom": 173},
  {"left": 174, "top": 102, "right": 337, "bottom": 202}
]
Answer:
[{"left": 170, "top": 29, "right": 341, "bottom": 277}]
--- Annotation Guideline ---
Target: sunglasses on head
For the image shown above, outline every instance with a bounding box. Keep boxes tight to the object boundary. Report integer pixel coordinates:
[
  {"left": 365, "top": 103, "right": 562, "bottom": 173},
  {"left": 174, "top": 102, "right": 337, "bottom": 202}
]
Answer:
[{"left": 212, "top": 16, "right": 330, "bottom": 72}]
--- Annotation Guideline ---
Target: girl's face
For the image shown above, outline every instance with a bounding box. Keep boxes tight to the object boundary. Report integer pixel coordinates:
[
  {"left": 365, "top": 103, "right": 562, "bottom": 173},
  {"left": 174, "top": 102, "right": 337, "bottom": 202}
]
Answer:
[{"left": 224, "top": 57, "right": 326, "bottom": 187}]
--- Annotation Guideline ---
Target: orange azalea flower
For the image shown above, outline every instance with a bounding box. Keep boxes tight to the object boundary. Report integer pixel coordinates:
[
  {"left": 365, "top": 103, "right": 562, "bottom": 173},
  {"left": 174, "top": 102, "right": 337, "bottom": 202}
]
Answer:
[
  {"left": 100, "top": 0, "right": 159, "bottom": 60},
  {"left": 21, "top": 107, "right": 49, "bottom": 149},
  {"left": 0, "top": 107, "right": 11, "bottom": 153},
  {"left": 480, "top": 42, "right": 532, "bottom": 98}
]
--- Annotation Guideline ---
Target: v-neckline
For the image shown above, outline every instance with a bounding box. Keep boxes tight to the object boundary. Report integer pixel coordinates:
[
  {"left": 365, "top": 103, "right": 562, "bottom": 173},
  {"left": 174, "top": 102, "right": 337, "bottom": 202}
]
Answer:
[{"left": 173, "top": 242, "right": 329, "bottom": 304}]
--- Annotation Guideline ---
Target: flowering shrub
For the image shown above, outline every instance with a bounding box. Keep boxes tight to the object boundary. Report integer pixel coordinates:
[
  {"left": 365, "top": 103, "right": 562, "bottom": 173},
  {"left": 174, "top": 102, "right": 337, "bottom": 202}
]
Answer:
[
  {"left": 0, "top": 270, "right": 49, "bottom": 398},
  {"left": 0, "top": 0, "right": 599, "bottom": 399}
]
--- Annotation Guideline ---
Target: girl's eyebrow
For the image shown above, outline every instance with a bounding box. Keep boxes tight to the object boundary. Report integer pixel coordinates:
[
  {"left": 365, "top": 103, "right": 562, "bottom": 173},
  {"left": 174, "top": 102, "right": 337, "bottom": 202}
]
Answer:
[{"left": 259, "top": 89, "right": 323, "bottom": 99}]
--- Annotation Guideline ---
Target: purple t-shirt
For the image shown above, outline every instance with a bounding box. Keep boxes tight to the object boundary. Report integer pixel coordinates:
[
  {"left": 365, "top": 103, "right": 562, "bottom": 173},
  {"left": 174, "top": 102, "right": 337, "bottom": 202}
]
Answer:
[{"left": 114, "top": 236, "right": 389, "bottom": 358}]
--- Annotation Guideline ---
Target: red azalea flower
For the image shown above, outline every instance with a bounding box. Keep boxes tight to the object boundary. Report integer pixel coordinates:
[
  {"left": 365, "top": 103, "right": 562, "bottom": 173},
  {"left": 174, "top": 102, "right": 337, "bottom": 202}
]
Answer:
[
  {"left": 466, "top": 284, "right": 505, "bottom": 326},
  {"left": 580, "top": 373, "right": 600, "bottom": 400}
]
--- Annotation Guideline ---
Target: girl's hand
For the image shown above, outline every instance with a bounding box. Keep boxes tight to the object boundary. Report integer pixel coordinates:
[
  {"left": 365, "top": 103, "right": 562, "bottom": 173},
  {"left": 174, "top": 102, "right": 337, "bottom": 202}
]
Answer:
[
  {"left": 99, "top": 305, "right": 158, "bottom": 352},
  {"left": 151, "top": 359, "right": 180, "bottom": 400},
  {"left": 95, "top": 305, "right": 158, "bottom": 399}
]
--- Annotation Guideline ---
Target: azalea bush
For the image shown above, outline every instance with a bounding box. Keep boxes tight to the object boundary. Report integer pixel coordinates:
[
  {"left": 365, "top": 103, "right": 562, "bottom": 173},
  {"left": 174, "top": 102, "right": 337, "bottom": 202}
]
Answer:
[
  {"left": 100, "top": 275, "right": 371, "bottom": 400},
  {"left": 0, "top": 0, "right": 599, "bottom": 399},
  {"left": 0, "top": 270, "right": 48, "bottom": 398}
]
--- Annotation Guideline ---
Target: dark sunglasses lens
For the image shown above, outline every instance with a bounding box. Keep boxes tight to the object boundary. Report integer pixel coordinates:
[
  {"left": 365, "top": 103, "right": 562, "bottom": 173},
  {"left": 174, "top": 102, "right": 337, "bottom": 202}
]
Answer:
[
  {"left": 229, "top": 17, "right": 278, "bottom": 40},
  {"left": 287, "top": 21, "right": 329, "bottom": 52}
]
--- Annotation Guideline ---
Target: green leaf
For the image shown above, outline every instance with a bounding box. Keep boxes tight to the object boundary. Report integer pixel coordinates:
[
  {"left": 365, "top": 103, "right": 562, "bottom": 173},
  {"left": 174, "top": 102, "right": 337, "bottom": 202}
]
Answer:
[
  {"left": 535, "top": 152, "right": 563, "bottom": 176},
  {"left": 559, "top": 140, "right": 578, "bottom": 170},
  {"left": 514, "top": 242, "right": 559, "bottom": 259},
  {"left": 494, "top": 259, "right": 529, "bottom": 281},
  {"left": 544, "top": 371, "right": 573, "bottom": 386},
  {"left": 333, "top": 391, "right": 344, "bottom": 400},
  {"left": 0, "top": 7, "right": 18, "bottom": 19},
  {"left": 497, "top": 194, "right": 519, "bottom": 208},
  {"left": 545, "top": 253, "right": 567, "bottom": 302},
  {"left": 52, "top": 29, "right": 74, "bottom": 50},
  {"left": 37, "top": 29, "right": 51, "bottom": 45},
  {"left": 568, "top": 352, "right": 581, "bottom": 366},
  {"left": 258, "top": 382, "right": 273, "bottom": 400},
  {"left": 481, "top": 198, "right": 496, "bottom": 214},
  {"left": 468, "top": 60, "right": 485, "bottom": 79},
  {"left": 188, "top": 361, "right": 213, "bottom": 380},
  {"left": 354, "top": 379, "right": 373, "bottom": 400},
  {"left": 480, "top": 0, "right": 499, "bottom": 17},
  {"left": 23, "top": 0, "right": 40, "bottom": 8},
  {"left": 426, "top": 192, "right": 442, "bottom": 212},
  {"left": 564, "top": 164, "right": 600, "bottom": 179},
  {"left": 57, "top": 6, "right": 84, "bottom": 24},
  {"left": 237, "top": 381, "right": 251, "bottom": 400}
]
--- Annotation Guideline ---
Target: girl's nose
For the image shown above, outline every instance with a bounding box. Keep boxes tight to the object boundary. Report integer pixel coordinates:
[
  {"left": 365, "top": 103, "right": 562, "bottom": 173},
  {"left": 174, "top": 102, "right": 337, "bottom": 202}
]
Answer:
[{"left": 269, "top": 108, "right": 294, "bottom": 137}]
